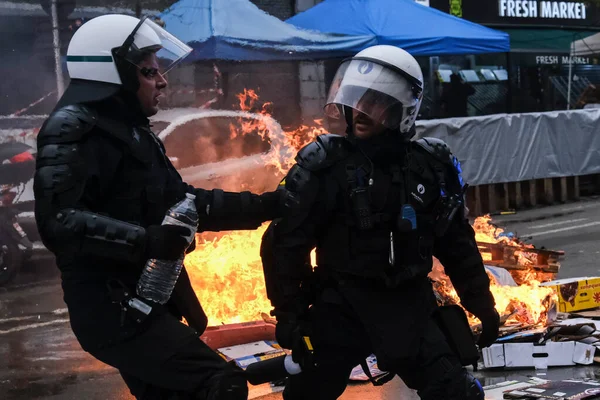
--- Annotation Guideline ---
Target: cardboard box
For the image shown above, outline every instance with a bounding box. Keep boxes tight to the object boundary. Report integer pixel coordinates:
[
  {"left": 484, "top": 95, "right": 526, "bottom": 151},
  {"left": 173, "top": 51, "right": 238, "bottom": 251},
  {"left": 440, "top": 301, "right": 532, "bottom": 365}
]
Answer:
[
  {"left": 482, "top": 342, "right": 595, "bottom": 369},
  {"left": 540, "top": 277, "right": 600, "bottom": 313},
  {"left": 503, "top": 380, "right": 600, "bottom": 399},
  {"left": 482, "top": 378, "right": 550, "bottom": 399},
  {"left": 216, "top": 340, "right": 286, "bottom": 369}
]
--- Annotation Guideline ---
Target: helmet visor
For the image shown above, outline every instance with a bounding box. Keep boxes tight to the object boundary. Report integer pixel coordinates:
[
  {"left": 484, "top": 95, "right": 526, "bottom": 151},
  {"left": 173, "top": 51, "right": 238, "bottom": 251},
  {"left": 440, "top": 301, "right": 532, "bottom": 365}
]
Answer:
[
  {"left": 324, "top": 59, "right": 421, "bottom": 129},
  {"left": 121, "top": 17, "right": 192, "bottom": 75}
]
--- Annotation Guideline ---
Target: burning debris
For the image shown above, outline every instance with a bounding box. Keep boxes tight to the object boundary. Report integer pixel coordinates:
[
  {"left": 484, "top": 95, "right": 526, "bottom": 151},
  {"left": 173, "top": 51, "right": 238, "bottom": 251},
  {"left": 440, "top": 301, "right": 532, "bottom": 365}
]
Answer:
[
  {"left": 431, "top": 213, "right": 564, "bottom": 338},
  {"left": 429, "top": 246, "right": 558, "bottom": 332}
]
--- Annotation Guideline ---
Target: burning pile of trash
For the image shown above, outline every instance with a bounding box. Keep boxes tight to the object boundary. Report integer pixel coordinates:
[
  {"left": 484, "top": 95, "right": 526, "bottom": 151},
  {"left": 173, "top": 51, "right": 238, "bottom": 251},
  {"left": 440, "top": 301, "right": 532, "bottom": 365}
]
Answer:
[{"left": 430, "top": 215, "right": 560, "bottom": 333}]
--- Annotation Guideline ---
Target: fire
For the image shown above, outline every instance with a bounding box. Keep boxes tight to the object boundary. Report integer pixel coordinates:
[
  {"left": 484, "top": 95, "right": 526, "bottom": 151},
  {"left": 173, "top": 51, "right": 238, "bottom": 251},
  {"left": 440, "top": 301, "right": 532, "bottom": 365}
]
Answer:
[
  {"left": 184, "top": 89, "right": 326, "bottom": 325},
  {"left": 185, "top": 225, "right": 271, "bottom": 326},
  {"left": 474, "top": 215, "right": 546, "bottom": 276},
  {"left": 183, "top": 89, "right": 557, "bottom": 329},
  {"left": 432, "top": 216, "right": 558, "bottom": 328},
  {"left": 231, "top": 89, "right": 327, "bottom": 174},
  {"left": 432, "top": 259, "right": 556, "bottom": 327},
  {"left": 491, "top": 282, "right": 556, "bottom": 326},
  {"left": 473, "top": 214, "right": 522, "bottom": 245}
]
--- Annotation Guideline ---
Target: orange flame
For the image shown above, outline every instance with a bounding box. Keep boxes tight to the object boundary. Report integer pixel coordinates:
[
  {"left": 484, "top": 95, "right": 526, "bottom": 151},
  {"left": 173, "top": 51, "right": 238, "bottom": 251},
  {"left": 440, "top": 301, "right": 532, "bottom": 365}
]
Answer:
[
  {"left": 184, "top": 89, "right": 325, "bottom": 325},
  {"left": 183, "top": 90, "right": 557, "bottom": 328},
  {"left": 432, "top": 215, "right": 558, "bottom": 328},
  {"left": 431, "top": 260, "right": 557, "bottom": 327},
  {"left": 186, "top": 226, "right": 271, "bottom": 326}
]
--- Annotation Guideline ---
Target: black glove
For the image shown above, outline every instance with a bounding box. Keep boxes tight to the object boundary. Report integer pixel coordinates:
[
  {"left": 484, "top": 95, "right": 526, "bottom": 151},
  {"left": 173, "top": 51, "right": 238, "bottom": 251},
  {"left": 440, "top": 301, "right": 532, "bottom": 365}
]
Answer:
[
  {"left": 144, "top": 224, "right": 191, "bottom": 261},
  {"left": 474, "top": 308, "right": 500, "bottom": 348},
  {"left": 274, "top": 311, "right": 301, "bottom": 350},
  {"left": 273, "top": 311, "right": 313, "bottom": 366}
]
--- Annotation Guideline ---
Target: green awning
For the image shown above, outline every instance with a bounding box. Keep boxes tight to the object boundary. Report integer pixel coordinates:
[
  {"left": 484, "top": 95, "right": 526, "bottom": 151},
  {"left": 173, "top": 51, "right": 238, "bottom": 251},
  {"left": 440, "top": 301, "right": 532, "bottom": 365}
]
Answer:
[{"left": 503, "top": 29, "right": 599, "bottom": 52}]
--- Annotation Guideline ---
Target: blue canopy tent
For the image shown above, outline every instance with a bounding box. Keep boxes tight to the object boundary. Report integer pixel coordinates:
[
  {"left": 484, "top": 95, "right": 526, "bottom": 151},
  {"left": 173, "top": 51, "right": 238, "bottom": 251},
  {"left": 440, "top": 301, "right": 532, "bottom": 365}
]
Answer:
[
  {"left": 158, "top": 0, "right": 375, "bottom": 61},
  {"left": 287, "top": 0, "right": 510, "bottom": 56}
]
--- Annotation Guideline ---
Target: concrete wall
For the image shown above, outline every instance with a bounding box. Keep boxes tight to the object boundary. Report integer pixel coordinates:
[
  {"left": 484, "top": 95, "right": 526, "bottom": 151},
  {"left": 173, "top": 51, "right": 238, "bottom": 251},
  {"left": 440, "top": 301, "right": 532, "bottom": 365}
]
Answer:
[
  {"left": 191, "top": 61, "right": 301, "bottom": 127},
  {"left": 166, "top": 64, "right": 196, "bottom": 108},
  {"left": 295, "top": 0, "right": 332, "bottom": 124},
  {"left": 298, "top": 62, "right": 327, "bottom": 124},
  {"left": 250, "top": 0, "right": 295, "bottom": 19},
  {"left": 295, "top": 0, "right": 324, "bottom": 13}
]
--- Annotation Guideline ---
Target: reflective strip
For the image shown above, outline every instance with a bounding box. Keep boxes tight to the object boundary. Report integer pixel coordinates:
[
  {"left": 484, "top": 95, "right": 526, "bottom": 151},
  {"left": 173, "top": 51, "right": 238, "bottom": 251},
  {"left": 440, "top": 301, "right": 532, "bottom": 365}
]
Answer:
[{"left": 66, "top": 56, "right": 113, "bottom": 62}]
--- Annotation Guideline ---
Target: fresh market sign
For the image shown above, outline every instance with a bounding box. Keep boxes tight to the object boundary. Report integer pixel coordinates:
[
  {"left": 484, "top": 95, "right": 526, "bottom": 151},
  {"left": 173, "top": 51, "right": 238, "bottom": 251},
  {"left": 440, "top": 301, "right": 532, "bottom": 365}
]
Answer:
[
  {"left": 499, "top": 0, "right": 587, "bottom": 19},
  {"left": 535, "top": 55, "right": 591, "bottom": 65}
]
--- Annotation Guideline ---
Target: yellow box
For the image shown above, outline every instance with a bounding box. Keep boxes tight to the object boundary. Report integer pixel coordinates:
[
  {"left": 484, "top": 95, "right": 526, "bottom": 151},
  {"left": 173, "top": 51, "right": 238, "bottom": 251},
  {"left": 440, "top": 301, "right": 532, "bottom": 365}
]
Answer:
[{"left": 540, "top": 277, "right": 600, "bottom": 313}]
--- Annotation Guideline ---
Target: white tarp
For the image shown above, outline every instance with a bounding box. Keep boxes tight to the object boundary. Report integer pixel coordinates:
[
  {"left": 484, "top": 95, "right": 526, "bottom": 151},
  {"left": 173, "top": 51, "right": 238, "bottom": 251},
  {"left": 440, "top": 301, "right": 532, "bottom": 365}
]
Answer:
[
  {"left": 414, "top": 109, "right": 600, "bottom": 186},
  {"left": 571, "top": 32, "right": 600, "bottom": 56}
]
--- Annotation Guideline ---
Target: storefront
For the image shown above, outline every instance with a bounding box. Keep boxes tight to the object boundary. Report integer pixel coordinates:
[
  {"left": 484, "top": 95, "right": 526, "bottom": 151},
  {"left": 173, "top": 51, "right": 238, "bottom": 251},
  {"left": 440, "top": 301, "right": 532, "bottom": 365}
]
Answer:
[{"left": 426, "top": 0, "right": 600, "bottom": 114}]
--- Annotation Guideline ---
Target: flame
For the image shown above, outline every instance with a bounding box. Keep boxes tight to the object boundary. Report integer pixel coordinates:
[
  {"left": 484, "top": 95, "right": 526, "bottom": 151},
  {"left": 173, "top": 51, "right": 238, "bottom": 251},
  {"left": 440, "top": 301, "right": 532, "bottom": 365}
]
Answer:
[
  {"left": 431, "top": 259, "right": 557, "bottom": 327},
  {"left": 184, "top": 89, "right": 326, "bottom": 325},
  {"left": 432, "top": 215, "right": 558, "bottom": 328},
  {"left": 232, "top": 89, "right": 327, "bottom": 174},
  {"left": 185, "top": 226, "right": 271, "bottom": 326},
  {"left": 474, "top": 214, "right": 547, "bottom": 277},
  {"left": 183, "top": 89, "right": 557, "bottom": 329}
]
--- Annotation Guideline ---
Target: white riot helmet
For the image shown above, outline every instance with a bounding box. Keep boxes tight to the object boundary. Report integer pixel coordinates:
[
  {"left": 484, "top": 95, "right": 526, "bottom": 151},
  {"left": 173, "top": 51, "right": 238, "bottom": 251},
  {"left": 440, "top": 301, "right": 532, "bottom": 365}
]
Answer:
[
  {"left": 58, "top": 14, "right": 192, "bottom": 107},
  {"left": 325, "top": 45, "right": 424, "bottom": 138}
]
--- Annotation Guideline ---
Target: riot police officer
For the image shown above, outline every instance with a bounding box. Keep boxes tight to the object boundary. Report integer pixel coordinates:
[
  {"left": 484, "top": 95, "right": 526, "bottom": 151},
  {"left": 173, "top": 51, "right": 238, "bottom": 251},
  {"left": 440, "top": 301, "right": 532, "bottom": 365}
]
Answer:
[
  {"left": 34, "top": 14, "right": 284, "bottom": 400},
  {"left": 261, "top": 45, "right": 500, "bottom": 399}
]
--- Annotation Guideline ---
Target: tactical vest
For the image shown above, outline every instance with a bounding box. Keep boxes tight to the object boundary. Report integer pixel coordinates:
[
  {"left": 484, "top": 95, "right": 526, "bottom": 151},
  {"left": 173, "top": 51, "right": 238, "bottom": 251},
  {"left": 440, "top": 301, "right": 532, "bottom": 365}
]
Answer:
[{"left": 315, "top": 144, "right": 457, "bottom": 287}]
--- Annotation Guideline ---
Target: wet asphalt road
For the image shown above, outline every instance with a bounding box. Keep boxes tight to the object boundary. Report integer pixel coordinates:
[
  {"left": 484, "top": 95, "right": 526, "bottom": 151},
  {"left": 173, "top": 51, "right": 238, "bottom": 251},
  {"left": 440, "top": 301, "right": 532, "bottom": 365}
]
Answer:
[
  {"left": 492, "top": 196, "right": 600, "bottom": 279},
  {"left": 4, "top": 197, "right": 600, "bottom": 399}
]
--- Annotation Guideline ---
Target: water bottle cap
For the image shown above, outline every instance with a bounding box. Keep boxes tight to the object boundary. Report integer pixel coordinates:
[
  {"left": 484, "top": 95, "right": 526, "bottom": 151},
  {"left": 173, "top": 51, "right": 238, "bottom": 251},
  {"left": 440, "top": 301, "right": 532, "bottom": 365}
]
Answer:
[{"left": 185, "top": 193, "right": 196, "bottom": 200}]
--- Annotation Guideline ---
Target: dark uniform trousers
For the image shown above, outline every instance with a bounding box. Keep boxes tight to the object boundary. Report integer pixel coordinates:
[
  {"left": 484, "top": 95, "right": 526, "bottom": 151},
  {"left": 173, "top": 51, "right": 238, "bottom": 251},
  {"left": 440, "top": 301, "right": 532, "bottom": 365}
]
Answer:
[{"left": 283, "top": 283, "right": 462, "bottom": 400}]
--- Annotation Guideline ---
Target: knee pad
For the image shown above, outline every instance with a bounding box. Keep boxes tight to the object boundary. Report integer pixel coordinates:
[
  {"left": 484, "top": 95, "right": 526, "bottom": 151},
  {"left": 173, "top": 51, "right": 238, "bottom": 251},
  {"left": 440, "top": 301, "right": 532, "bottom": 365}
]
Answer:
[{"left": 207, "top": 366, "right": 248, "bottom": 400}]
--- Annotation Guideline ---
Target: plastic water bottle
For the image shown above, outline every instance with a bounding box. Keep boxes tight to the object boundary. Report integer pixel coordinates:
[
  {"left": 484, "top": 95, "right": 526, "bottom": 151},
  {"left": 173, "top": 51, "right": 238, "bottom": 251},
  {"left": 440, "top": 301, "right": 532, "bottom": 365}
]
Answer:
[{"left": 136, "top": 193, "right": 199, "bottom": 304}]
